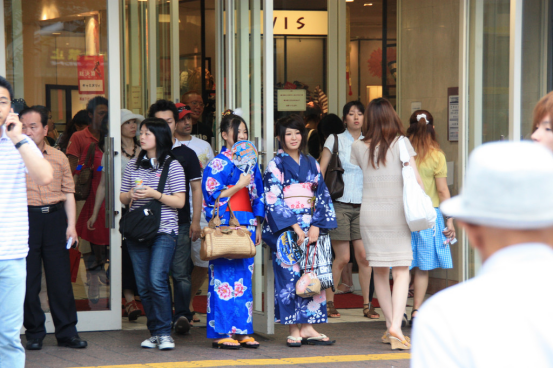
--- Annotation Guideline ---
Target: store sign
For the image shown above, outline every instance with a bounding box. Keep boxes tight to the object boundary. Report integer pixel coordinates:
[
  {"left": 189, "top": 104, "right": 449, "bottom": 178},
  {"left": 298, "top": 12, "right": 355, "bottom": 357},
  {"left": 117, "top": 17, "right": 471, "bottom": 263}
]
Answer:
[
  {"left": 77, "top": 55, "right": 105, "bottom": 94},
  {"left": 277, "top": 89, "right": 306, "bottom": 111},
  {"left": 448, "top": 88, "right": 460, "bottom": 142},
  {"left": 272, "top": 11, "right": 327, "bottom": 35}
]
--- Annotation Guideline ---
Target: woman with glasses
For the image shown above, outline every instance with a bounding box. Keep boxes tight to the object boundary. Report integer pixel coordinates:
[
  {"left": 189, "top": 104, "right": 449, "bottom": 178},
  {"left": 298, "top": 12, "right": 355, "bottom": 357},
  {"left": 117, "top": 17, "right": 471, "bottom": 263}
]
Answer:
[{"left": 120, "top": 118, "right": 186, "bottom": 350}]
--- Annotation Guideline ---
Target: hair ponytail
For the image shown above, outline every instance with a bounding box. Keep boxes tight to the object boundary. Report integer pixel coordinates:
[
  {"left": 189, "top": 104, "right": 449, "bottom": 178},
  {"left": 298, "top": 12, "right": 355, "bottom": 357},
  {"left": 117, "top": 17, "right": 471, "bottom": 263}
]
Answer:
[{"left": 406, "top": 110, "right": 441, "bottom": 163}]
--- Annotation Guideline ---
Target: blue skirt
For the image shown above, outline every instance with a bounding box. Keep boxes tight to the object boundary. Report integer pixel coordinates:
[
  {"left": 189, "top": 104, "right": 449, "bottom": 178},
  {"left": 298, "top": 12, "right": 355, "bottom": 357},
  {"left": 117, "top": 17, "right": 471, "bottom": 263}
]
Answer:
[{"left": 410, "top": 208, "right": 453, "bottom": 271}]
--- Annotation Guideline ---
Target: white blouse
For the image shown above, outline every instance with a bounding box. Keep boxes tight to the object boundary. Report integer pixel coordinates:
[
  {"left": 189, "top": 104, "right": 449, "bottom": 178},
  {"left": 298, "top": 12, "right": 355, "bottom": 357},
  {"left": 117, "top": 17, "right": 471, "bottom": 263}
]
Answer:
[{"left": 323, "top": 130, "right": 364, "bottom": 204}]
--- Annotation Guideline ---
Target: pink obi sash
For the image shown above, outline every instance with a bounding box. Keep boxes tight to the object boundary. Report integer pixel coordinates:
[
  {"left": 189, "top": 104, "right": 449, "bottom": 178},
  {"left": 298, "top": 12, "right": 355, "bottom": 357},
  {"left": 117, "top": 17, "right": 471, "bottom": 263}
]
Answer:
[{"left": 283, "top": 183, "right": 315, "bottom": 210}]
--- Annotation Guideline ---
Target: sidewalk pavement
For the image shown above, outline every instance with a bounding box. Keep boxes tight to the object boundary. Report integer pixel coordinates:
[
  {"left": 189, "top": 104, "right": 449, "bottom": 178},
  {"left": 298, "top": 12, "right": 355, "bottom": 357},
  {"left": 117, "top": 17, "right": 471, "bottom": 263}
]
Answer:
[{"left": 23, "top": 321, "right": 412, "bottom": 368}]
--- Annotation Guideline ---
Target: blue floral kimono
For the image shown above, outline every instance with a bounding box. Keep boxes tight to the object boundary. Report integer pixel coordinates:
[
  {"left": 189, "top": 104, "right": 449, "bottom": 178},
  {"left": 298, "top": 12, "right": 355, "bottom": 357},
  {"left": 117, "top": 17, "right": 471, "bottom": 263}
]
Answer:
[
  {"left": 262, "top": 150, "right": 337, "bottom": 325},
  {"left": 202, "top": 147, "right": 264, "bottom": 338}
]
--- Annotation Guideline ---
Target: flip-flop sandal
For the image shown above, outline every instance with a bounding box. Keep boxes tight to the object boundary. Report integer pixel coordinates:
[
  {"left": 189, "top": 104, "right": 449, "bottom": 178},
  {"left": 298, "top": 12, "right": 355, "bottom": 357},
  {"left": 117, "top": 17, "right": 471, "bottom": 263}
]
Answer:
[
  {"left": 301, "top": 334, "right": 336, "bottom": 346},
  {"left": 238, "top": 337, "right": 259, "bottom": 349},
  {"left": 191, "top": 311, "right": 201, "bottom": 323},
  {"left": 212, "top": 338, "right": 241, "bottom": 350},
  {"left": 286, "top": 336, "right": 302, "bottom": 347}
]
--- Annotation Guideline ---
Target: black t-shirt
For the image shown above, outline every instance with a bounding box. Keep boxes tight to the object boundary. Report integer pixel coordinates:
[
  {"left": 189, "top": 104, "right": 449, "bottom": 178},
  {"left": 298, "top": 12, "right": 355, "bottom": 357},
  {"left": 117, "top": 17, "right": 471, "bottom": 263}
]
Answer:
[
  {"left": 191, "top": 122, "right": 214, "bottom": 144},
  {"left": 171, "top": 144, "right": 202, "bottom": 224}
]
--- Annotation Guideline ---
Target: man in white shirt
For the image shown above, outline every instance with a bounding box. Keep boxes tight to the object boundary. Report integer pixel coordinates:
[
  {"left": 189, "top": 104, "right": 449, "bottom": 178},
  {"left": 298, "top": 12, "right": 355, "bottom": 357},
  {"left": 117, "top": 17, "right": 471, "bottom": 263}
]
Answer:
[
  {"left": 411, "top": 141, "right": 553, "bottom": 368},
  {"left": 0, "top": 76, "right": 53, "bottom": 368},
  {"left": 175, "top": 103, "right": 215, "bottom": 321}
]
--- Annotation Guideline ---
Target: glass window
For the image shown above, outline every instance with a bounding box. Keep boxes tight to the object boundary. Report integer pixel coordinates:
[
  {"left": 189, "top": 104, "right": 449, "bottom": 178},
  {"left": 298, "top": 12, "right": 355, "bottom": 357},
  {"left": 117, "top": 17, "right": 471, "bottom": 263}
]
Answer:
[
  {"left": 347, "top": 0, "right": 397, "bottom": 107},
  {"left": 520, "top": 0, "right": 553, "bottom": 139},
  {"left": 273, "top": 0, "right": 328, "bottom": 124},
  {"left": 469, "top": 0, "right": 510, "bottom": 153},
  {"left": 4, "top": 0, "right": 113, "bottom": 313}
]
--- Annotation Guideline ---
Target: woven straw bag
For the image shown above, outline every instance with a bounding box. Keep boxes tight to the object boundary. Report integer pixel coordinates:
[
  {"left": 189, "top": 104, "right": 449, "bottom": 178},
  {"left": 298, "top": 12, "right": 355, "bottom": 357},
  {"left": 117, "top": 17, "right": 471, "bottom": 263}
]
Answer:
[{"left": 200, "top": 195, "right": 256, "bottom": 261}]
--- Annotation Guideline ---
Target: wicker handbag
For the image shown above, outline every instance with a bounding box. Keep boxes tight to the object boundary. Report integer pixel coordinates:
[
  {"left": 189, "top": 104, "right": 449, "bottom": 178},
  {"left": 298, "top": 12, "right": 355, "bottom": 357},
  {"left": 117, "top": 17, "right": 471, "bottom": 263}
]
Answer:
[{"left": 200, "top": 195, "right": 256, "bottom": 261}]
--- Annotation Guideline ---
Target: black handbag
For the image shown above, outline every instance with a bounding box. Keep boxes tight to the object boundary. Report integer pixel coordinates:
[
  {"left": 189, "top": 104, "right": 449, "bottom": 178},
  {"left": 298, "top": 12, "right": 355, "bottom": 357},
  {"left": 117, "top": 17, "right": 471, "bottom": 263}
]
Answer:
[
  {"left": 119, "top": 158, "right": 173, "bottom": 244},
  {"left": 324, "top": 134, "right": 345, "bottom": 200}
]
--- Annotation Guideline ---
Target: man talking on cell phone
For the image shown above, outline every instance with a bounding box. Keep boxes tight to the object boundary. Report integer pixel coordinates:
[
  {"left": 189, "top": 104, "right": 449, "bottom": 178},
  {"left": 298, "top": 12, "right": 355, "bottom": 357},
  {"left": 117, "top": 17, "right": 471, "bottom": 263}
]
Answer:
[
  {"left": 20, "top": 106, "right": 87, "bottom": 351},
  {"left": 0, "top": 76, "right": 53, "bottom": 368}
]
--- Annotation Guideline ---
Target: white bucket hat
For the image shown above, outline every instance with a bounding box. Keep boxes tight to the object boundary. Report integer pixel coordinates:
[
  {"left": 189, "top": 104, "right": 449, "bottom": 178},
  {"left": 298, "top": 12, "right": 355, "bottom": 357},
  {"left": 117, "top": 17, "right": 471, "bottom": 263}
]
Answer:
[
  {"left": 441, "top": 141, "right": 553, "bottom": 229},
  {"left": 120, "top": 109, "right": 144, "bottom": 126}
]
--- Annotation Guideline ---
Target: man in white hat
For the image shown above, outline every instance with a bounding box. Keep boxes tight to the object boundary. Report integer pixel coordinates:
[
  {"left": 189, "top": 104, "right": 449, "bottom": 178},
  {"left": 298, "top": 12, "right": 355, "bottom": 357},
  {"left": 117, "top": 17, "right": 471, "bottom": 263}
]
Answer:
[{"left": 411, "top": 141, "right": 553, "bottom": 368}]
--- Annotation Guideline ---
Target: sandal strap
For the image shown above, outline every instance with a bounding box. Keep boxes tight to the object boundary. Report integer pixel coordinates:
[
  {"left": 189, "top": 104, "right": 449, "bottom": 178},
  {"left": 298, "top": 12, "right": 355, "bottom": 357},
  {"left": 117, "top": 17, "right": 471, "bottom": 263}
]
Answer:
[
  {"left": 287, "top": 336, "right": 302, "bottom": 341},
  {"left": 238, "top": 337, "right": 256, "bottom": 343},
  {"left": 216, "top": 338, "right": 239, "bottom": 345}
]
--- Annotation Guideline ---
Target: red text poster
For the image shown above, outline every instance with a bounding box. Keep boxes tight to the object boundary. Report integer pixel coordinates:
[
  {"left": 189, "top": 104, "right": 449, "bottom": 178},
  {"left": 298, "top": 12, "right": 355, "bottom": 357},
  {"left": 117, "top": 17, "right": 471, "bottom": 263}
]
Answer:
[{"left": 77, "top": 55, "right": 105, "bottom": 94}]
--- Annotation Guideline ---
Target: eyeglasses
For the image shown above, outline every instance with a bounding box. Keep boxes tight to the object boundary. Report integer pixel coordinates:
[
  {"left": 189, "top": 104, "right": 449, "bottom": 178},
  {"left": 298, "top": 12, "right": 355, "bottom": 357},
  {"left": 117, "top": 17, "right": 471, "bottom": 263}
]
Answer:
[
  {"left": 0, "top": 99, "right": 11, "bottom": 108},
  {"left": 189, "top": 101, "right": 204, "bottom": 108}
]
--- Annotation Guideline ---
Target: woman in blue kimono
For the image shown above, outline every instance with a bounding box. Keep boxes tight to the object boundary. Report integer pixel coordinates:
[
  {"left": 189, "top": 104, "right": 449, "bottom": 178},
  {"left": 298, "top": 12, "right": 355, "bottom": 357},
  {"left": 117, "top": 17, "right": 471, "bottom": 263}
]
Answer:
[
  {"left": 263, "top": 114, "right": 338, "bottom": 347},
  {"left": 202, "top": 111, "right": 264, "bottom": 349}
]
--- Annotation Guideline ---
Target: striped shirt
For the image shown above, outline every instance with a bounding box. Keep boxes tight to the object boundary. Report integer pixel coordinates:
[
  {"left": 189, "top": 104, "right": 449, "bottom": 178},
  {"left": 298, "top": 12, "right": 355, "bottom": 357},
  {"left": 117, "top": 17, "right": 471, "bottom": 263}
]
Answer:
[
  {"left": 0, "top": 127, "right": 43, "bottom": 260},
  {"left": 121, "top": 156, "right": 186, "bottom": 235}
]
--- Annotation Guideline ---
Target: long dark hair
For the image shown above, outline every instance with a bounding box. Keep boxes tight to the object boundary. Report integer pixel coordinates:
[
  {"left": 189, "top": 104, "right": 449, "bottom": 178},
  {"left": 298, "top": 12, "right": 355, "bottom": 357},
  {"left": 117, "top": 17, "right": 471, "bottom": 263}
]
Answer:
[
  {"left": 362, "top": 98, "right": 405, "bottom": 168},
  {"left": 58, "top": 110, "right": 89, "bottom": 152},
  {"left": 220, "top": 112, "right": 248, "bottom": 143},
  {"left": 135, "top": 118, "right": 174, "bottom": 169},
  {"left": 275, "top": 114, "right": 307, "bottom": 152},
  {"left": 318, "top": 113, "right": 344, "bottom": 146},
  {"left": 406, "top": 110, "right": 441, "bottom": 164}
]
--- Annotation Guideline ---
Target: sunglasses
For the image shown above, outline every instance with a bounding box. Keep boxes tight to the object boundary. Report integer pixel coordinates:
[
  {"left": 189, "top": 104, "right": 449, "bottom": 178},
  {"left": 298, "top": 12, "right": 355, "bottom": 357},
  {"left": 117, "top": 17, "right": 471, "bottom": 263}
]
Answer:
[{"left": 177, "top": 105, "right": 192, "bottom": 113}]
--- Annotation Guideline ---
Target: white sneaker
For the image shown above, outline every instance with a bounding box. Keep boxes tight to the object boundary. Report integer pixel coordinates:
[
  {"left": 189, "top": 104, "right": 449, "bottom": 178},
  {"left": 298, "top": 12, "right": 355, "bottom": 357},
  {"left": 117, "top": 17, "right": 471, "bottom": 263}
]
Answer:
[
  {"left": 141, "top": 336, "right": 158, "bottom": 348},
  {"left": 157, "top": 335, "right": 175, "bottom": 350}
]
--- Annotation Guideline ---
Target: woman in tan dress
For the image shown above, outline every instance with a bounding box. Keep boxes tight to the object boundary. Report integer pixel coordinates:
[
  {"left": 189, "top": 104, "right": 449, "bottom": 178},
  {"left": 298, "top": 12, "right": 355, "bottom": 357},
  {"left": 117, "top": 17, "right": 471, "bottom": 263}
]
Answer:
[{"left": 350, "top": 98, "right": 424, "bottom": 350}]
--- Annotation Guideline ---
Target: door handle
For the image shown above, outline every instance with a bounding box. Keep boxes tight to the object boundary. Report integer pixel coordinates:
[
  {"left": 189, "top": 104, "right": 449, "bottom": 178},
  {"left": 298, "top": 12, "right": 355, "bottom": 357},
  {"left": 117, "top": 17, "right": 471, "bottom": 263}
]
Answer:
[{"left": 105, "top": 137, "right": 116, "bottom": 229}]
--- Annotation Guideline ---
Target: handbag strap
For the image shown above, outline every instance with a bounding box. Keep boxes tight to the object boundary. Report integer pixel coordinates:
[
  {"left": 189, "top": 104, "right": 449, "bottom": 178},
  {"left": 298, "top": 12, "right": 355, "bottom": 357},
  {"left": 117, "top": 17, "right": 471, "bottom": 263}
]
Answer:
[
  {"left": 209, "top": 192, "right": 241, "bottom": 228},
  {"left": 155, "top": 158, "right": 173, "bottom": 195},
  {"left": 398, "top": 136, "right": 410, "bottom": 166},
  {"left": 332, "top": 134, "right": 339, "bottom": 155},
  {"left": 83, "top": 143, "right": 96, "bottom": 168}
]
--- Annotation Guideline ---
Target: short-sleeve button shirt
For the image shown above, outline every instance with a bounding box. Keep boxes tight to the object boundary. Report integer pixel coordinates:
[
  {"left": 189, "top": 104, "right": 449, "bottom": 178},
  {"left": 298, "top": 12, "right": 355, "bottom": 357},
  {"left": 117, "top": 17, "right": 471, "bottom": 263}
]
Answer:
[
  {"left": 66, "top": 127, "right": 98, "bottom": 172},
  {"left": 27, "top": 145, "right": 75, "bottom": 206},
  {"left": 0, "top": 127, "right": 43, "bottom": 259},
  {"left": 324, "top": 130, "right": 365, "bottom": 204}
]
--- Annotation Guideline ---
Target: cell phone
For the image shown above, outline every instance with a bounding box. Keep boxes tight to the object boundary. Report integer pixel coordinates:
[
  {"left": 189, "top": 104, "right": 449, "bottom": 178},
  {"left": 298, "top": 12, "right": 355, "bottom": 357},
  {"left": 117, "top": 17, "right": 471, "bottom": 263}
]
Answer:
[{"left": 66, "top": 237, "right": 77, "bottom": 249}]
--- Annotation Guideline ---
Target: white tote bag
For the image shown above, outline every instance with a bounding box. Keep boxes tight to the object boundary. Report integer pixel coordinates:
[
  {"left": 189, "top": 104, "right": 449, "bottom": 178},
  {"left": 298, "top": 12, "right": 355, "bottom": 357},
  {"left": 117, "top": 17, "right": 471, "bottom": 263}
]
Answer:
[{"left": 398, "top": 137, "right": 436, "bottom": 232}]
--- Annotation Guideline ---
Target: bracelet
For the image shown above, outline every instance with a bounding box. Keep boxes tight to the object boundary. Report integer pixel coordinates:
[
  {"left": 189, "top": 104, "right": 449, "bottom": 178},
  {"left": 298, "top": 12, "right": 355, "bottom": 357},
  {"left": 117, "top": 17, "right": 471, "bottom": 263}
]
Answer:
[
  {"left": 159, "top": 192, "right": 163, "bottom": 200},
  {"left": 15, "top": 139, "right": 28, "bottom": 149}
]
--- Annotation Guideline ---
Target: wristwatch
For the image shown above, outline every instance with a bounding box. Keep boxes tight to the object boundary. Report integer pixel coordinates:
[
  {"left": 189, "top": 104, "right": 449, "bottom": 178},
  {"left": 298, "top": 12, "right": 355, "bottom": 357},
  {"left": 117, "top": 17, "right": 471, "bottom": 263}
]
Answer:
[
  {"left": 445, "top": 216, "right": 453, "bottom": 220},
  {"left": 15, "top": 138, "right": 28, "bottom": 149}
]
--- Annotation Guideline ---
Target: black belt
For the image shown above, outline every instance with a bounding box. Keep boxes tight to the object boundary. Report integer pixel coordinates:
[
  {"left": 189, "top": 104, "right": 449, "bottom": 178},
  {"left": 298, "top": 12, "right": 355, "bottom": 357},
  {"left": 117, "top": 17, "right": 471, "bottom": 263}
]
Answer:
[
  {"left": 28, "top": 202, "right": 64, "bottom": 214},
  {"left": 340, "top": 202, "right": 361, "bottom": 208}
]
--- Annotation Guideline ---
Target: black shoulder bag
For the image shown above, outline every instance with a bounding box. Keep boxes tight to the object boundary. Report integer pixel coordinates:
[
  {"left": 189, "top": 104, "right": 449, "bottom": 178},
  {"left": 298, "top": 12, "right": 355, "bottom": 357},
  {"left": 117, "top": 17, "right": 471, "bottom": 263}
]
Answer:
[{"left": 119, "top": 158, "right": 173, "bottom": 244}]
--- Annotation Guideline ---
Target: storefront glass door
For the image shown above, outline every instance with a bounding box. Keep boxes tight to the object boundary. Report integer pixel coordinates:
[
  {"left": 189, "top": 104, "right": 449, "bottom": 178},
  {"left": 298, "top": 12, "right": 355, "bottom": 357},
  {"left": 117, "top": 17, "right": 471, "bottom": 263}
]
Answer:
[{"left": 2, "top": 0, "right": 123, "bottom": 332}]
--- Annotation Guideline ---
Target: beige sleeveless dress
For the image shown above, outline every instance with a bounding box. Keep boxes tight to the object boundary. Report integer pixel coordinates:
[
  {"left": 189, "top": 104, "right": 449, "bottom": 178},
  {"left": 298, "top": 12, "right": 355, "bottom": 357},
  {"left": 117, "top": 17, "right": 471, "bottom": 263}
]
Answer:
[{"left": 350, "top": 137, "right": 415, "bottom": 267}]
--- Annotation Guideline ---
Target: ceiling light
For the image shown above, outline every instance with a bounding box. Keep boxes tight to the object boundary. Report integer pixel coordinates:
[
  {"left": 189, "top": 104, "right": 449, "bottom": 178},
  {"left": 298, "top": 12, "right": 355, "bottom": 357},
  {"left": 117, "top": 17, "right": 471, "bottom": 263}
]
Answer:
[
  {"left": 346, "top": 0, "right": 354, "bottom": 2},
  {"left": 364, "top": 2, "right": 373, "bottom": 5},
  {"left": 52, "top": 32, "right": 61, "bottom": 35}
]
